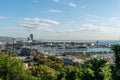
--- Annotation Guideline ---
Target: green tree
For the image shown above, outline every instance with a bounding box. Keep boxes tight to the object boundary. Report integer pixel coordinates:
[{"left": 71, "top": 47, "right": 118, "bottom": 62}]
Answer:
[
  {"left": 112, "top": 45, "right": 120, "bottom": 79},
  {"left": 63, "top": 65, "right": 83, "bottom": 80},
  {"left": 2, "top": 50, "right": 17, "bottom": 57},
  {"left": 7, "top": 50, "right": 17, "bottom": 57},
  {"left": 46, "top": 56, "right": 64, "bottom": 70},
  {"left": 0, "top": 54, "right": 35, "bottom": 80},
  {"left": 82, "top": 68, "right": 95, "bottom": 80},
  {"left": 57, "top": 72, "right": 66, "bottom": 80},
  {"left": 83, "top": 58, "right": 112, "bottom": 80},
  {"left": 112, "top": 45, "right": 120, "bottom": 69},
  {"left": 33, "top": 55, "right": 64, "bottom": 71},
  {"left": 31, "top": 65, "right": 57, "bottom": 80}
]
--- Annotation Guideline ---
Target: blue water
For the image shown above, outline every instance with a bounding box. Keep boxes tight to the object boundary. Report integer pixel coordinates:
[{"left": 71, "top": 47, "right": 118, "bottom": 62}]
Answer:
[
  {"left": 48, "top": 48, "right": 112, "bottom": 54},
  {"left": 42, "top": 40, "right": 120, "bottom": 54},
  {"left": 97, "top": 40, "right": 120, "bottom": 45},
  {"left": 44, "top": 40, "right": 120, "bottom": 43}
]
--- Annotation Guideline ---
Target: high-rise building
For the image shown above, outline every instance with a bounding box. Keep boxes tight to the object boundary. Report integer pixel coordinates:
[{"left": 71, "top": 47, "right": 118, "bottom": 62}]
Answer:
[
  {"left": 27, "top": 37, "right": 30, "bottom": 41},
  {"left": 30, "top": 34, "right": 33, "bottom": 41}
]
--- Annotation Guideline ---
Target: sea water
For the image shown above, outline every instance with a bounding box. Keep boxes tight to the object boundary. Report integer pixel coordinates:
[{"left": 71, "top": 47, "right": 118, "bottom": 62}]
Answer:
[{"left": 36, "top": 40, "right": 120, "bottom": 54}]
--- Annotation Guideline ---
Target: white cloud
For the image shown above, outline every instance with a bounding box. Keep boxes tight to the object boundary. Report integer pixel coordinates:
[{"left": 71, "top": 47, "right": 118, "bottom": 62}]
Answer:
[
  {"left": 0, "top": 16, "right": 8, "bottom": 19},
  {"left": 110, "top": 17, "right": 120, "bottom": 23},
  {"left": 109, "top": 17, "right": 120, "bottom": 26},
  {"left": 68, "top": 2, "right": 76, "bottom": 7},
  {"left": 81, "top": 5, "right": 86, "bottom": 9},
  {"left": 56, "top": 30, "right": 74, "bottom": 33},
  {"left": 53, "top": 0, "right": 77, "bottom": 8},
  {"left": 32, "top": 0, "right": 39, "bottom": 3},
  {"left": 80, "top": 24, "right": 111, "bottom": 32},
  {"left": 86, "top": 14, "right": 104, "bottom": 23},
  {"left": 87, "top": 19, "right": 98, "bottom": 22},
  {"left": 19, "top": 18, "right": 60, "bottom": 29},
  {"left": 48, "top": 9, "right": 62, "bottom": 13},
  {"left": 43, "top": 29, "right": 54, "bottom": 32},
  {"left": 53, "top": 0, "right": 59, "bottom": 2},
  {"left": 86, "top": 14, "right": 102, "bottom": 19},
  {"left": 55, "top": 24, "right": 111, "bottom": 33}
]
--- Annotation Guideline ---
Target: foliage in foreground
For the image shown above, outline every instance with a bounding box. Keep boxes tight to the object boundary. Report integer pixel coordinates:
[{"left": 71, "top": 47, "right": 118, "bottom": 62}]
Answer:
[
  {"left": 31, "top": 54, "right": 112, "bottom": 80},
  {"left": 112, "top": 45, "right": 120, "bottom": 80},
  {"left": 0, "top": 54, "right": 36, "bottom": 80}
]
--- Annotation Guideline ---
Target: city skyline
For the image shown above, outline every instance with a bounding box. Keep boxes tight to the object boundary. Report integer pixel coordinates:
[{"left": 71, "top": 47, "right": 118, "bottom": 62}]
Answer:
[{"left": 0, "top": 0, "right": 120, "bottom": 40}]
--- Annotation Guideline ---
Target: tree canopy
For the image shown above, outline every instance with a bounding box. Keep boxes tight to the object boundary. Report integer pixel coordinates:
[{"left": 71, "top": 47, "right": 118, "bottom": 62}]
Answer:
[{"left": 0, "top": 54, "right": 35, "bottom": 80}]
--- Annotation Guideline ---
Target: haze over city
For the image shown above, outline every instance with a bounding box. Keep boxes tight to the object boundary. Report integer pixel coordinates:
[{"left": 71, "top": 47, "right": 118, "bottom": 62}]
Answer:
[{"left": 0, "top": 0, "right": 120, "bottom": 40}]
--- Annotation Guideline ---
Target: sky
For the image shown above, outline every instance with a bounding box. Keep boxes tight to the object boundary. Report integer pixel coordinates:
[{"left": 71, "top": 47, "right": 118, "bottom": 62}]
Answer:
[{"left": 0, "top": 0, "right": 120, "bottom": 40}]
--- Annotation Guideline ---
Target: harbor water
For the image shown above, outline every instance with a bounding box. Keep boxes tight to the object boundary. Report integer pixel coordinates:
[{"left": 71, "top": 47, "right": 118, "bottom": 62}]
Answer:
[{"left": 48, "top": 48, "right": 112, "bottom": 54}]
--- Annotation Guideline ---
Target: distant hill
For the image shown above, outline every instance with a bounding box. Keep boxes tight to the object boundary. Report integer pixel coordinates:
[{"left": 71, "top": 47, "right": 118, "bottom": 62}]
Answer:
[
  {"left": 0, "top": 36, "right": 25, "bottom": 41},
  {"left": 0, "top": 36, "right": 13, "bottom": 40}
]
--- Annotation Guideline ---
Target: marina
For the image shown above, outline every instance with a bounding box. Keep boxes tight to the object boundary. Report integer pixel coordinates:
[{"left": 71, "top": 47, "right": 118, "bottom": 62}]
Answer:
[{"left": 47, "top": 47, "right": 112, "bottom": 54}]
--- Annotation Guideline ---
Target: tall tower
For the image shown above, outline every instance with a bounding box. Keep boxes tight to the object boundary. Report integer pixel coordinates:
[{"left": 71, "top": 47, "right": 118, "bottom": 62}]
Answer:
[
  {"left": 30, "top": 34, "right": 33, "bottom": 41},
  {"left": 12, "top": 39, "right": 15, "bottom": 51},
  {"left": 27, "top": 37, "right": 30, "bottom": 41}
]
